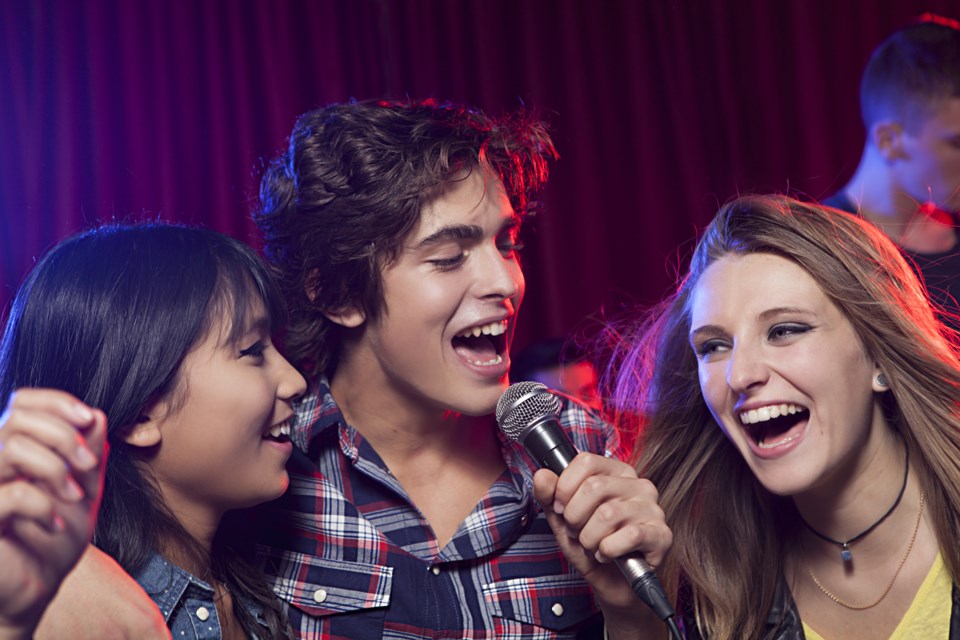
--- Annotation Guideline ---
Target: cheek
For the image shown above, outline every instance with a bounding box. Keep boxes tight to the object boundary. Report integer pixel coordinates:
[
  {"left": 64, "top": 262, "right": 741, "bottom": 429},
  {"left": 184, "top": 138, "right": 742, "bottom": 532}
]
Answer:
[
  {"left": 698, "top": 365, "right": 736, "bottom": 438},
  {"left": 510, "top": 261, "right": 526, "bottom": 304},
  {"left": 697, "top": 364, "right": 721, "bottom": 409}
]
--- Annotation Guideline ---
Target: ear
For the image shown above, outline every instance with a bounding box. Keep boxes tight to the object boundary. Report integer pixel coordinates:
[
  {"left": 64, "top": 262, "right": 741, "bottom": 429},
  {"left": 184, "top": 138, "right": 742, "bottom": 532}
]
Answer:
[
  {"left": 305, "top": 269, "right": 367, "bottom": 328},
  {"left": 323, "top": 305, "right": 366, "bottom": 329},
  {"left": 870, "top": 120, "right": 906, "bottom": 161},
  {"left": 123, "top": 402, "right": 164, "bottom": 448}
]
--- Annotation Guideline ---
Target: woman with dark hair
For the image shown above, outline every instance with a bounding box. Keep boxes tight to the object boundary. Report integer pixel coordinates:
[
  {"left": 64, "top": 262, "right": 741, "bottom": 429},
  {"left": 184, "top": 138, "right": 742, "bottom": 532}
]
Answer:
[
  {"left": 609, "top": 194, "right": 960, "bottom": 639},
  {"left": 0, "top": 224, "right": 307, "bottom": 639}
]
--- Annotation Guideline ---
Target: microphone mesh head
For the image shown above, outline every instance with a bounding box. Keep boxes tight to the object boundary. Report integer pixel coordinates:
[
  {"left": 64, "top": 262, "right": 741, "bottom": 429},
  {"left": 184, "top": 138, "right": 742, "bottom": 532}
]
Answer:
[{"left": 496, "top": 381, "right": 562, "bottom": 441}]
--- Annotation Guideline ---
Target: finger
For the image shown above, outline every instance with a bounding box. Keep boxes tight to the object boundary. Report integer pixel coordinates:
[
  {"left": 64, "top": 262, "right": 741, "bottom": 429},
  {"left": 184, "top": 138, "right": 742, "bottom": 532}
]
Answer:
[
  {"left": 0, "top": 435, "right": 85, "bottom": 502},
  {"left": 552, "top": 452, "right": 637, "bottom": 513},
  {"left": 4, "top": 388, "right": 97, "bottom": 429},
  {"left": 0, "top": 480, "right": 62, "bottom": 532},
  {"left": 532, "top": 468, "right": 559, "bottom": 509},
  {"left": 594, "top": 519, "right": 673, "bottom": 568},
  {"left": 540, "top": 505, "right": 595, "bottom": 570},
  {"left": 71, "top": 409, "right": 108, "bottom": 503},
  {"left": 1, "top": 394, "right": 100, "bottom": 472},
  {"left": 560, "top": 473, "right": 659, "bottom": 531}
]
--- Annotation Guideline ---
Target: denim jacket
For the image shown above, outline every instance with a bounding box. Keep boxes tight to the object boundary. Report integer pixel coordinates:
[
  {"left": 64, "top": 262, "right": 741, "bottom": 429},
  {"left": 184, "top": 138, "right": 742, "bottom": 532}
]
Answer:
[{"left": 132, "top": 553, "right": 269, "bottom": 639}]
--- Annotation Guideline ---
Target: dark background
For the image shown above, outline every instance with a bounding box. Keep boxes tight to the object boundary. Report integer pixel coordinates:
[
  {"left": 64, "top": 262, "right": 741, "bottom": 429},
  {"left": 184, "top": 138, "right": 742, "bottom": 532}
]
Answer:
[{"left": 2, "top": 0, "right": 958, "bottom": 351}]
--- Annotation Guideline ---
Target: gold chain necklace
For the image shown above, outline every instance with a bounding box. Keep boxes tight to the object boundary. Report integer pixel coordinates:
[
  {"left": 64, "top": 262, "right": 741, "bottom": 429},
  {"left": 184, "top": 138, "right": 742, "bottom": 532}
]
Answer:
[{"left": 804, "top": 493, "right": 924, "bottom": 610}]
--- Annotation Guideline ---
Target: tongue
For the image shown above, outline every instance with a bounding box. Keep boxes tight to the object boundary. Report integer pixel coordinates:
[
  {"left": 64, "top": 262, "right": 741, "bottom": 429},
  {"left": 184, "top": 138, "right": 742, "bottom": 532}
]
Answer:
[
  {"left": 453, "top": 334, "right": 498, "bottom": 362},
  {"left": 758, "top": 414, "right": 807, "bottom": 447}
]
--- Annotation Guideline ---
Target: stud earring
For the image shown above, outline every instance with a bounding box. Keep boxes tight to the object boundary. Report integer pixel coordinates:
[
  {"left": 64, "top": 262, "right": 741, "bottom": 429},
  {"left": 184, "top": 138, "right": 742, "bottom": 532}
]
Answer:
[{"left": 876, "top": 373, "right": 889, "bottom": 389}]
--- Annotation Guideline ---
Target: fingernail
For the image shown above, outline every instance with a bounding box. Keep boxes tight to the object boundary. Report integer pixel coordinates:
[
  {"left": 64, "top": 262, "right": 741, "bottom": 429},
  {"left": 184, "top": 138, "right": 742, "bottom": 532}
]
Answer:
[
  {"left": 63, "top": 477, "right": 84, "bottom": 502},
  {"left": 52, "top": 514, "right": 66, "bottom": 532},
  {"left": 553, "top": 502, "right": 564, "bottom": 515},
  {"left": 72, "top": 403, "right": 94, "bottom": 423},
  {"left": 74, "top": 446, "right": 98, "bottom": 470}
]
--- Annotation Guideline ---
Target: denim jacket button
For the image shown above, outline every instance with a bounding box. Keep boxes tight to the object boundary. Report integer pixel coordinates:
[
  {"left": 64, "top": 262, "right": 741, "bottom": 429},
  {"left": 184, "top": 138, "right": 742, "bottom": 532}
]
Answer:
[{"left": 195, "top": 607, "right": 210, "bottom": 621}]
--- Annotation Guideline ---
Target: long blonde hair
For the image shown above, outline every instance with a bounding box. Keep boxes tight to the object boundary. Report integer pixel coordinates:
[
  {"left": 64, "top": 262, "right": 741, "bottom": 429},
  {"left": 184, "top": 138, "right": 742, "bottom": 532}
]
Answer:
[{"left": 608, "top": 195, "right": 960, "bottom": 639}]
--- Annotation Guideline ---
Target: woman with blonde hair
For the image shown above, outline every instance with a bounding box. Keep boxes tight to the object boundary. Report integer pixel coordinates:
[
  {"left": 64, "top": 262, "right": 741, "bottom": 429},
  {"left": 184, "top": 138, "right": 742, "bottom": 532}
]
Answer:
[{"left": 609, "top": 194, "right": 960, "bottom": 638}]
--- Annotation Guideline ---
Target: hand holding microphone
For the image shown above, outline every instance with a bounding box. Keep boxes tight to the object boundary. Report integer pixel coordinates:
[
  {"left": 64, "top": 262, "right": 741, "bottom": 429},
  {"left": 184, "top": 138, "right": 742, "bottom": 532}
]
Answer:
[{"left": 497, "top": 382, "right": 682, "bottom": 639}]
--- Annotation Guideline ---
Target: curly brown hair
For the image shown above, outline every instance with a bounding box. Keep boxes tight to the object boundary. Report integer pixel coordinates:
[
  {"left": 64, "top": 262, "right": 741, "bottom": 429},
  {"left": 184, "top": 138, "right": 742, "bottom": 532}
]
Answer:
[{"left": 255, "top": 98, "right": 557, "bottom": 378}]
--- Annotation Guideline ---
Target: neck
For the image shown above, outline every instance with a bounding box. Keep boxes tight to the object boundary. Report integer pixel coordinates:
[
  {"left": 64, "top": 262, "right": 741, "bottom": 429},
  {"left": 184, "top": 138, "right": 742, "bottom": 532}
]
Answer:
[
  {"left": 333, "top": 372, "right": 500, "bottom": 464},
  {"left": 842, "top": 153, "right": 918, "bottom": 226},
  {"left": 157, "top": 506, "right": 220, "bottom": 580},
  {"left": 791, "top": 435, "right": 919, "bottom": 561}
]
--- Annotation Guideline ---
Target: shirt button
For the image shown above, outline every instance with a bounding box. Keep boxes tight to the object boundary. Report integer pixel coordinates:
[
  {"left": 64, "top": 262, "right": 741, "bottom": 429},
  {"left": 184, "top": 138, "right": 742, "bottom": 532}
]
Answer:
[
  {"left": 551, "top": 602, "right": 564, "bottom": 617},
  {"left": 195, "top": 607, "right": 210, "bottom": 621},
  {"left": 313, "top": 589, "right": 328, "bottom": 603},
  {"left": 431, "top": 565, "right": 441, "bottom": 576}
]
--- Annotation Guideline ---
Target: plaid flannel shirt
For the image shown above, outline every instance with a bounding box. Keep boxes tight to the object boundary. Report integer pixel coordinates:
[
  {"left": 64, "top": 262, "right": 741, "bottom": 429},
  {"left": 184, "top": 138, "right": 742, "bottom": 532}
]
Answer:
[{"left": 254, "top": 379, "right": 617, "bottom": 639}]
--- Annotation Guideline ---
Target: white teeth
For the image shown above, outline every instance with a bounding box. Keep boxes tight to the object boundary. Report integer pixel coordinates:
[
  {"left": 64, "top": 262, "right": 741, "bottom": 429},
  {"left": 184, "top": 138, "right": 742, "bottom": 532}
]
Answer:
[
  {"left": 268, "top": 421, "right": 291, "bottom": 438},
  {"left": 469, "top": 354, "right": 503, "bottom": 367},
  {"left": 739, "top": 404, "right": 805, "bottom": 425},
  {"left": 456, "top": 320, "right": 507, "bottom": 339}
]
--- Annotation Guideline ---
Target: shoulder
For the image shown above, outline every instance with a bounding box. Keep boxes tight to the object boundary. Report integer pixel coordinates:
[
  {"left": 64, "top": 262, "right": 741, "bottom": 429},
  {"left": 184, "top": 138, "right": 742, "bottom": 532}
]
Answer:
[
  {"left": 37, "top": 546, "right": 170, "bottom": 639},
  {"left": 820, "top": 192, "right": 856, "bottom": 214},
  {"left": 555, "top": 392, "right": 618, "bottom": 457},
  {"left": 129, "top": 553, "right": 199, "bottom": 622}
]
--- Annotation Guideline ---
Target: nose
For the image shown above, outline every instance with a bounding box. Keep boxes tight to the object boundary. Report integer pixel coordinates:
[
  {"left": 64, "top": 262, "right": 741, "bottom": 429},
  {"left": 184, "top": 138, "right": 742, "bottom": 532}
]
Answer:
[
  {"left": 725, "top": 340, "right": 769, "bottom": 394},
  {"left": 478, "top": 244, "right": 523, "bottom": 301},
  {"left": 276, "top": 354, "right": 308, "bottom": 401}
]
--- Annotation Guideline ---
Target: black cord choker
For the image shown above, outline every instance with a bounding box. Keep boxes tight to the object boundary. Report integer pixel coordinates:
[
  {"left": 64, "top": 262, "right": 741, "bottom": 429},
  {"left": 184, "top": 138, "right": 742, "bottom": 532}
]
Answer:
[{"left": 798, "top": 447, "right": 909, "bottom": 563}]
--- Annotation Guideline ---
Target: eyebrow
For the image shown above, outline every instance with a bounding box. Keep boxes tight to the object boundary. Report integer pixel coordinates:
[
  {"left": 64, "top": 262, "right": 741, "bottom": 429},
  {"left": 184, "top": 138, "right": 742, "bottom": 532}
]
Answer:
[
  {"left": 230, "top": 312, "right": 270, "bottom": 344},
  {"left": 414, "top": 224, "right": 483, "bottom": 249},
  {"left": 688, "top": 306, "right": 814, "bottom": 342},
  {"left": 413, "top": 217, "right": 522, "bottom": 250}
]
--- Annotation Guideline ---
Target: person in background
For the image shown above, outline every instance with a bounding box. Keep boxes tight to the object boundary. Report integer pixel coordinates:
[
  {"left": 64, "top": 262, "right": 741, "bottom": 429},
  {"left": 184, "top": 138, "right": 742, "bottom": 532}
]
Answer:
[
  {"left": 823, "top": 14, "right": 960, "bottom": 320},
  {"left": 251, "top": 98, "right": 670, "bottom": 639},
  {"left": 610, "top": 194, "right": 960, "bottom": 639},
  {"left": 511, "top": 337, "right": 604, "bottom": 412},
  {"left": 7, "top": 224, "right": 307, "bottom": 638},
  {"left": 0, "top": 389, "right": 107, "bottom": 640}
]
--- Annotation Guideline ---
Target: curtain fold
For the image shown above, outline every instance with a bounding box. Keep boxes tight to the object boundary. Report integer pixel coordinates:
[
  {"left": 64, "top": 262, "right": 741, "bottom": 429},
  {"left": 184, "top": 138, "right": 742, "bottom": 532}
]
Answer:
[{"left": 1, "top": 0, "right": 956, "bottom": 348}]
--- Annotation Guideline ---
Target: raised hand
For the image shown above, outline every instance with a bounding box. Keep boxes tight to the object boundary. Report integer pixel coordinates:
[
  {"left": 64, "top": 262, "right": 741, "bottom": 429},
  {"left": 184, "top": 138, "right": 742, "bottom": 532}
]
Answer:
[
  {"left": 533, "top": 452, "right": 673, "bottom": 640},
  {"left": 0, "top": 389, "right": 107, "bottom": 640}
]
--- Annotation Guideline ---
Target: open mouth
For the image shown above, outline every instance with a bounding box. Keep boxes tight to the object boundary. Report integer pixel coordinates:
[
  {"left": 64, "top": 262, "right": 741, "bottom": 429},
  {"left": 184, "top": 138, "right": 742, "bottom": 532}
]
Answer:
[
  {"left": 263, "top": 419, "right": 292, "bottom": 443},
  {"left": 452, "top": 319, "right": 509, "bottom": 366},
  {"left": 739, "top": 403, "right": 809, "bottom": 449}
]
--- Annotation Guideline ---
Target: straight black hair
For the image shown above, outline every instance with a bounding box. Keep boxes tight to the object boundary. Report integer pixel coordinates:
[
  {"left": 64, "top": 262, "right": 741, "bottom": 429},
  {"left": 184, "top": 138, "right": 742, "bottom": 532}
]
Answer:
[{"left": 0, "top": 223, "right": 292, "bottom": 638}]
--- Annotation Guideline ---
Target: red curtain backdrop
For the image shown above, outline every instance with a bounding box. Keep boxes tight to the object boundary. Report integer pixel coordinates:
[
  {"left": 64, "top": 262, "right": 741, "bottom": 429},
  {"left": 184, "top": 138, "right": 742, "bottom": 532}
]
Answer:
[{"left": 2, "top": 0, "right": 957, "bottom": 351}]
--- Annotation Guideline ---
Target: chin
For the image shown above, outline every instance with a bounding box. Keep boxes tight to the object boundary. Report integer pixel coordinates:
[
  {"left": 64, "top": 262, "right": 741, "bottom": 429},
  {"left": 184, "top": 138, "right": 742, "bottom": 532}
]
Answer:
[{"left": 452, "top": 391, "right": 501, "bottom": 417}]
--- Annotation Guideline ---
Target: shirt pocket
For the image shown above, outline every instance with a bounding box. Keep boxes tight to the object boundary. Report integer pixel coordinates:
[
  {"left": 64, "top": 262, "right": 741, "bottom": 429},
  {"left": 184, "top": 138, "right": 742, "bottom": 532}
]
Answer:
[
  {"left": 259, "top": 547, "right": 393, "bottom": 635},
  {"left": 483, "top": 573, "right": 599, "bottom": 634}
]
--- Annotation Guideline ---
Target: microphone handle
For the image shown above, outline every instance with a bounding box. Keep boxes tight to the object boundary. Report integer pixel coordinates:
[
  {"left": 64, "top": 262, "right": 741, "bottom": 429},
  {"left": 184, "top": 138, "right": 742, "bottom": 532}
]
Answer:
[{"left": 520, "top": 418, "right": 676, "bottom": 621}]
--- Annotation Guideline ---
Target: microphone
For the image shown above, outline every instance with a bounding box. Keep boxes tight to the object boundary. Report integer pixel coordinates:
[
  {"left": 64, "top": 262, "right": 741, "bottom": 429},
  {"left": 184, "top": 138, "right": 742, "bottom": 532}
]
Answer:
[{"left": 496, "top": 381, "right": 677, "bottom": 624}]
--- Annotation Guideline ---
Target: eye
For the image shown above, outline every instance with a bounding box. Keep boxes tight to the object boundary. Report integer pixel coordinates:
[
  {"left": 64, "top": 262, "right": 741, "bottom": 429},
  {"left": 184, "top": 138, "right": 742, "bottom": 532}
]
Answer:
[
  {"left": 693, "top": 339, "right": 729, "bottom": 359},
  {"left": 497, "top": 227, "right": 523, "bottom": 257},
  {"left": 428, "top": 252, "right": 468, "bottom": 270},
  {"left": 239, "top": 340, "right": 267, "bottom": 360},
  {"left": 768, "top": 323, "right": 810, "bottom": 342}
]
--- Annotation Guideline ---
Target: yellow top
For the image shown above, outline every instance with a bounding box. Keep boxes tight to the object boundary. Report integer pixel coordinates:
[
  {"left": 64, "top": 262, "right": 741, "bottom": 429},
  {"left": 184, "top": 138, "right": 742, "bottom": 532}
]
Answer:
[{"left": 802, "top": 553, "right": 951, "bottom": 640}]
